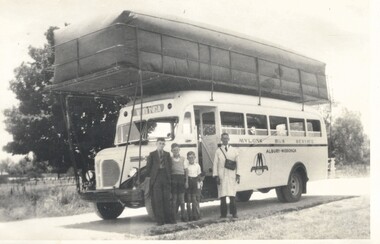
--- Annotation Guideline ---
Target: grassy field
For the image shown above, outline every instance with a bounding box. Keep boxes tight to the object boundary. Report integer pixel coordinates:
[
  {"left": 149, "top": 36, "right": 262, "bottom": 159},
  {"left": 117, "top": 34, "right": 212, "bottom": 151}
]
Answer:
[
  {"left": 0, "top": 179, "right": 92, "bottom": 221},
  {"left": 334, "top": 164, "right": 370, "bottom": 178}
]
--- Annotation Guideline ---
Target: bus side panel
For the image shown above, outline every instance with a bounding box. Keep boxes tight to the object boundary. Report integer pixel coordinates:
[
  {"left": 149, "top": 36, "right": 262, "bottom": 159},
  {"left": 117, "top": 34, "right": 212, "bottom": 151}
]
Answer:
[
  {"left": 236, "top": 147, "right": 272, "bottom": 191},
  {"left": 235, "top": 144, "right": 328, "bottom": 192},
  {"left": 269, "top": 146, "right": 328, "bottom": 187},
  {"left": 304, "top": 146, "right": 328, "bottom": 181}
]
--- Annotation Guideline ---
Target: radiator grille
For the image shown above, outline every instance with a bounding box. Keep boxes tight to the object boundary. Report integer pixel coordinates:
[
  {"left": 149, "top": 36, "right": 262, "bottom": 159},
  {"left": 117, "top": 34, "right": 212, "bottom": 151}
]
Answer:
[{"left": 101, "top": 160, "right": 120, "bottom": 187}]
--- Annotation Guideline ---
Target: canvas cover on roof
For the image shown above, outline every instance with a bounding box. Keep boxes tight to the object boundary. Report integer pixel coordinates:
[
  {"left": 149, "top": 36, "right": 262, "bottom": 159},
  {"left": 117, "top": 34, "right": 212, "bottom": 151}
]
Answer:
[{"left": 50, "top": 10, "right": 329, "bottom": 104}]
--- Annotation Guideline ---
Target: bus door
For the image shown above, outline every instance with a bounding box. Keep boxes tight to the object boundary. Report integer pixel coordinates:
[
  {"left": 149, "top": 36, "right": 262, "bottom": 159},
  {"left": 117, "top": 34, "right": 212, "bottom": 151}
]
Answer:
[{"left": 198, "top": 107, "right": 219, "bottom": 175}]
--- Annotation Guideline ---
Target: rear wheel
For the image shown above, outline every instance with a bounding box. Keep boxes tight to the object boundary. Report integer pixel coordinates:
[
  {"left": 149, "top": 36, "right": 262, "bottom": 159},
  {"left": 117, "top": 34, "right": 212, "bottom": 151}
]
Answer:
[
  {"left": 236, "top": 190, "right": 253, "bottom": 202},
  {"left": 275, "top": 187, "right": 286, "bottom": 202},
  {"left": 94, "top": 202, "right": 124, "bottom": 219},
  {"left": 281, "top": 171, "right": 303, "bottom": 202}
]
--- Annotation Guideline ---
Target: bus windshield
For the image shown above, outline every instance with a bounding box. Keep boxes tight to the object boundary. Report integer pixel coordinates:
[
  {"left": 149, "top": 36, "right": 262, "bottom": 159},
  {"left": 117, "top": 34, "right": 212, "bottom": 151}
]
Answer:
[{"left": 116, "top": 117, "right": 178, "bottom": 144}]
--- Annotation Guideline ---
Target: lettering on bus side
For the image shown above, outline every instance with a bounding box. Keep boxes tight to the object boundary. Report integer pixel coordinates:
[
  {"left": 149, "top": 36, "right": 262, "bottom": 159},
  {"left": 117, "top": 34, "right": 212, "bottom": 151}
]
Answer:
[
  {"left": 238, "top": 138, "right": 263, "bottom": 144},
  {"left": 296, "top": 139, "right": 314, "bottom": 144},
  {"left": 133, "top": 104, "right": 164, "bottom": 116},
  {"left": 266, "top": 148, "right": 297, "bottom": 153}
]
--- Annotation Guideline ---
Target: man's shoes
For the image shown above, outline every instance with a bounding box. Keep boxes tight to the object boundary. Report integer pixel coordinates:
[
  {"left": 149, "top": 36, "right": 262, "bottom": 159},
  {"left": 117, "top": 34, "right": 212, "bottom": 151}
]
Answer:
[
  {"left": 220, "top": 215, "right": 227, "bottom": 219},
  {"left": 156, "top": 222, "right": 164, "bottom": 226},
  {"left": 232, "top": 214, "right": 238, "bottom": 218}
]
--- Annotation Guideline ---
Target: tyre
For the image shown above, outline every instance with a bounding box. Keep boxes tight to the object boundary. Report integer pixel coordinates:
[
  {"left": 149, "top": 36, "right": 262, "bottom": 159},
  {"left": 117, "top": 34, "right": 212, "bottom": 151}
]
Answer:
[
  {"left": 94, "top": 202, "right": 124, "bottom": 219},
  {"left": 275, "top": 187, "right": 286, "bottom": 202},
  {"left": 144, "top": 194, "right": 155, "bottom": 220},
  {"left": 258, "top": 188, "right": 271, "bottom": 193},
  {"left": 236, "top": 190, "right": 253, "bottom": 202},
  {"left": 124, "top": 201, "right": 144, "bottom": 208},
  {"left": 281, "top": 171, "right": 303, "bottom": 202}
]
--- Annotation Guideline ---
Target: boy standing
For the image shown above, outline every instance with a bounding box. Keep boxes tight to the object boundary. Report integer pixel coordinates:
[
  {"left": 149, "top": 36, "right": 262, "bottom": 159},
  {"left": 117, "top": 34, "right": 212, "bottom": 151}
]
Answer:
[
  {"left": 185, "top": 151, "right": 203, "bottom": 221},
  {"left": 170, "top": 143, "right": 188, "bottom": 222}
]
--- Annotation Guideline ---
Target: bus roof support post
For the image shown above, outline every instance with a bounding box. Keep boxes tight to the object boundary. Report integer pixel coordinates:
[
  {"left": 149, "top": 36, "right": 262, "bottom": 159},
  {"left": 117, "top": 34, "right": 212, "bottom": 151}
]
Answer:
[
  {"left": 119, "top": 81, "right": 139, "bottom": 187},
  {"left": 298, "top": 69, "right": 305, "bottom": 111},
  {"left": 256, "top": 57, "right": 261, "bottom": 106},
  {"left": 60, "top": 94, "right": 81, "bottom": 193},
  {"left": 137, "top": 69, "right": 144, "bottom": 185},
  {"left": 135, "top": 26, "right": 144, "bottom": 186},
  {"left": 210, "top": 81, "right": 214, "bottom": 101}
]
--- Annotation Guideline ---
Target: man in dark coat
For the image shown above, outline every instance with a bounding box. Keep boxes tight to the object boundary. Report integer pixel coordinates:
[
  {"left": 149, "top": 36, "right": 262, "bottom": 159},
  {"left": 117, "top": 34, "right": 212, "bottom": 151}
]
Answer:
[{"left": 146, "top": 137, "right": 173, "bottom": 225}]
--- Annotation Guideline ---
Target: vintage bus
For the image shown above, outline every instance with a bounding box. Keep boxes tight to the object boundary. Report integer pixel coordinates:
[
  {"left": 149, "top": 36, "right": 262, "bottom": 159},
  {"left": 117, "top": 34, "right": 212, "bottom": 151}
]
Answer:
[
  {"left": 83, "top": 90, "right": 327, "bottom": 219},
  {"left": 49, "top": 10, "right": 329, "bottom": 220}
]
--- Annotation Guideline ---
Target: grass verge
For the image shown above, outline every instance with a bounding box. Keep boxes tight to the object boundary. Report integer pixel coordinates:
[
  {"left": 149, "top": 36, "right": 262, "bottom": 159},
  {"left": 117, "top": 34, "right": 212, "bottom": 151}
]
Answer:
[{"left": 154, "top": 196, "right": 369, "bottom": 240}]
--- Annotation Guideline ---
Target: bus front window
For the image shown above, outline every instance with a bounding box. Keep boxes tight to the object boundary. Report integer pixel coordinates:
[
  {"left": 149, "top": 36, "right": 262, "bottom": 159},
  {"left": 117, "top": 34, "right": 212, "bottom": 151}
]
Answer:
[{"left": 116, "top": 117, "right": 178, "bottom": 144}]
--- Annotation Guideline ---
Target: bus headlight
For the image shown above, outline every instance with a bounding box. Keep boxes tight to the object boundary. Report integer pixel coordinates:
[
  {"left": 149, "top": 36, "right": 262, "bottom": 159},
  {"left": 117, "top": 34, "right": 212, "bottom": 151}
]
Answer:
[
  {"left": 85, "top": 170, "right": 95, "bottom": 181},
  {"left": 128, "top": 167, "right": 137, "bottom": 178}
]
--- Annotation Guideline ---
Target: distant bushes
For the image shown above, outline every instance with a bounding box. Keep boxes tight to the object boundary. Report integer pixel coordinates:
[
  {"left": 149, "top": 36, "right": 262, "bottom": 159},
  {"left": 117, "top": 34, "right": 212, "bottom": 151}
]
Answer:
[{"left": 0, "top": 180, "right": 92, "bottom": 221}]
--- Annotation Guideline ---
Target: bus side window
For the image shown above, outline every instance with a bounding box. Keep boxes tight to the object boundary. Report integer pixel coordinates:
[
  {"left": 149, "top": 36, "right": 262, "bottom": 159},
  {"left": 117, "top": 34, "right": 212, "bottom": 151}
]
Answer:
[
  {"left": 220, "top": 112, "right": 245, "bottom": 135},
  {"left": 247, "top": 114, "right": 268, "bottom": 135},
  {"left": 289, "top": 118, "right": 306, "bottom": 137},
  {"left": 269, "top": 116, "right": 288, "bottom": 136},
  {"left": 307, "top": 119, "right": 322, "bottom": 137}
]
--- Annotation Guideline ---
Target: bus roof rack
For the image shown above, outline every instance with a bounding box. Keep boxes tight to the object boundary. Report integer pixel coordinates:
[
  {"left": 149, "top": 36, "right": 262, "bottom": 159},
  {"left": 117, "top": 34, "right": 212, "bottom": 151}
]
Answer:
[{"left": 48, "top": 10, "right": 329, "bottom": 105}]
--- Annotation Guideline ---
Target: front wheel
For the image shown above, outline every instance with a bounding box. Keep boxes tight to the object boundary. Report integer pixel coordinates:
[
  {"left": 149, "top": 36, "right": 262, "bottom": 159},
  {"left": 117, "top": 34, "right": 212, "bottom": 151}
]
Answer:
[
  {"left": 94, "top": 202, "right": 124, "bottom": 219},
  {"left": 236, "top": 190, "right": 253, "bottom": 202},
  {"left": 280, "top": 171, "right": 303, "bottom": 202}
]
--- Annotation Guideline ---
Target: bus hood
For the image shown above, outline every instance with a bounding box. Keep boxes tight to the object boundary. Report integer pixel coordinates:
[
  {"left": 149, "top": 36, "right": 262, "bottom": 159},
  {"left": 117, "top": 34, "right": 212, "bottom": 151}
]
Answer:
[{"left": 94, "top": 145, "right": 155, "bottom": 189}]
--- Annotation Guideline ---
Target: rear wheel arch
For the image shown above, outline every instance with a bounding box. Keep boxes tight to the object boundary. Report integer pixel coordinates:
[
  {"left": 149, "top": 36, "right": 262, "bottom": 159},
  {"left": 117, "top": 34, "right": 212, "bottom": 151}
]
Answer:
[
  {"left": 289, "top": 162, "right": 308, "bottom": 194},
  {"left": 275, "top": 162, "right": 308, "bottom": 203}
]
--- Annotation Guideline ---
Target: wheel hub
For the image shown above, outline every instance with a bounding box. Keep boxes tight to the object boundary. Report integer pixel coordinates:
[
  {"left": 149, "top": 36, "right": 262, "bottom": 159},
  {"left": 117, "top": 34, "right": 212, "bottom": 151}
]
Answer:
[{"left": 290, "top": 176, "right": 300, "bottom": 196}]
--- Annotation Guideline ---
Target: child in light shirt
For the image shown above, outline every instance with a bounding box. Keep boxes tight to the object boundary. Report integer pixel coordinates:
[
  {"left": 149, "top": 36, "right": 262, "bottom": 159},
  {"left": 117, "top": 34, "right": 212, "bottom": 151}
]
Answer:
[
  {"left": 184, "top": 151, "right": 204, "bottom": 221},
  {"left": 170, "top": 143, "right": 188, "bottom": 222}
]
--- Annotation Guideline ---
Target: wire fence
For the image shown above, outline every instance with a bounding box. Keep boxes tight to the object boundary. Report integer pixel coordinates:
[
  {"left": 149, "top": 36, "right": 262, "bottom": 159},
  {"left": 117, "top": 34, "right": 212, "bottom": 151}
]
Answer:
[{"left": 0, "top": 177, "right": 76, "bottom": 196}]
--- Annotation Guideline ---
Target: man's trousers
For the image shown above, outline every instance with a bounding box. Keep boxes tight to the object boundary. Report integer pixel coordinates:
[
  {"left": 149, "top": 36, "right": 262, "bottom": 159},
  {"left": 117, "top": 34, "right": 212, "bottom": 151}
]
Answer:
[{"left": 151, "top": 169, "right": 172, "bottom": 224}]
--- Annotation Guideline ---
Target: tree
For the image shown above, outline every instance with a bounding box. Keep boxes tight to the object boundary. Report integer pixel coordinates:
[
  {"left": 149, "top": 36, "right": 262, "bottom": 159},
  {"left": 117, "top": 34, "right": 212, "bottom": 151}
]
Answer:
[
  {"left": 330, "top": 109, "right": 369, "bottom": 165},
  {"left": 315, "top": 100, "right": 340, "bottom": 158},
  {"left": 0, "top": 157, "right": 11, "bottom": 175},
  {"left": 3, "top": 26, "right": 124, "bottom": 174}
]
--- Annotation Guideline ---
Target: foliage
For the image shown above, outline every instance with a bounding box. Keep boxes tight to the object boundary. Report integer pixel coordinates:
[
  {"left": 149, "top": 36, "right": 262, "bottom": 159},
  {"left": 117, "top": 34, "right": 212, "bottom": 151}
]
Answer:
[
  {"left": 3, "top": 26, "right": 124, "bottom": 174},
  {"left": 330, "top": 109, "right": 369, "bottom": 165},
  {"left": 0, "top": 158, "right": 11, "bottom": 175},
  {"left": 0, "top": 181, "right": 91, "bottom": 221},
  {"left": 4, "top": 154, "right": 46, "bottom": 178}
]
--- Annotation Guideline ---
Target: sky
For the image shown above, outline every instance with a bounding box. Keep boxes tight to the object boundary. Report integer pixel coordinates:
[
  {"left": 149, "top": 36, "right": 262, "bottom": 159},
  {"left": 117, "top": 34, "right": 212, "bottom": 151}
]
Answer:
[{"left": 0, "top": 0, "right": 376, "bottom": 160}]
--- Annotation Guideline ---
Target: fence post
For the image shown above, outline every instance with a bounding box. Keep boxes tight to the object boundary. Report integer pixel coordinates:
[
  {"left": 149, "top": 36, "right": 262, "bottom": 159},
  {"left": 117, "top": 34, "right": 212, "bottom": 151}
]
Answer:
[{"left": 328, "top": 158, "right": 336, "bottom": 178}]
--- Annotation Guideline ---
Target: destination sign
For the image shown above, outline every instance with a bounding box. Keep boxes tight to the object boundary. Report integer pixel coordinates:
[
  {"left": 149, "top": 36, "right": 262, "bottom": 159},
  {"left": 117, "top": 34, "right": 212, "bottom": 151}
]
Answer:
[
  {"left": 133, "top": 104, "right": 164, "bottom": 116},
  {"left": 266, "top": 148, "right": 297, "bottom": 154}
]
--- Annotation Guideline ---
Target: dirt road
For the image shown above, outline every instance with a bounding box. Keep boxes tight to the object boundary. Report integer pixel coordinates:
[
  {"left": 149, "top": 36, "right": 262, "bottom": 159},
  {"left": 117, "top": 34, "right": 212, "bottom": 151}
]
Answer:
[{"left": 0, "top": 177, "right": 370, "bottom": 240}]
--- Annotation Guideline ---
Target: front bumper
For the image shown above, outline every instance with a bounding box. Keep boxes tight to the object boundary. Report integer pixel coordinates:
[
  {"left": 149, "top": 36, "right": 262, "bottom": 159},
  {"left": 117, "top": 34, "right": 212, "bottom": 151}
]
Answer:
[{"left": 79, "top": 188, "right": 144, "bottom": 203}]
